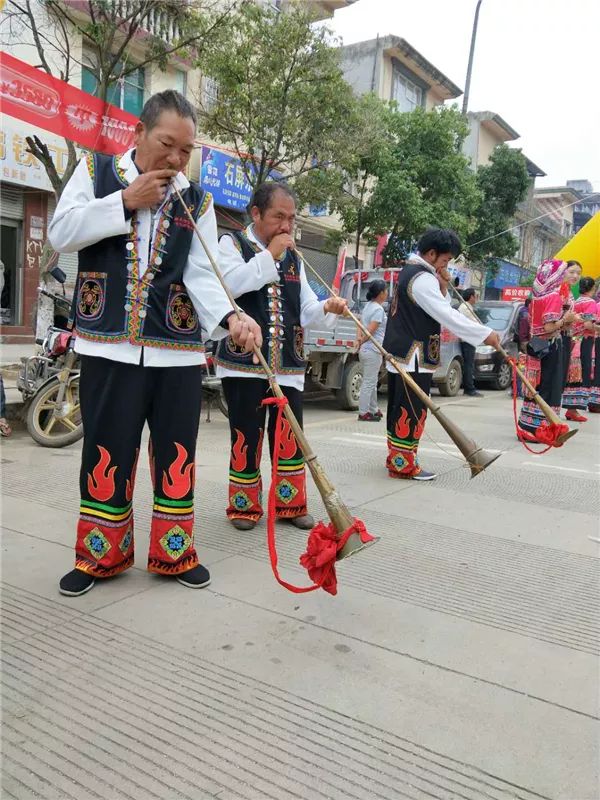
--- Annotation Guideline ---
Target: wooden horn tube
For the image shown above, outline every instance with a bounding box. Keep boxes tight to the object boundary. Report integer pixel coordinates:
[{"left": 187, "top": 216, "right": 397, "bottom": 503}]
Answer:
[
  {"left": 269, "top": 375, "right": 379, "bottom": 560},
  {"left": 174, "top": 189, "right": 377, "bottom": 561}
]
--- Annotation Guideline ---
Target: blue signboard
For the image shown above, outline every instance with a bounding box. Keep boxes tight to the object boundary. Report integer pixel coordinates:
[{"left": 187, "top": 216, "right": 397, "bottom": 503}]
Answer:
[
  {"left": 200, "top": 146, "right": 282, "bottom": 211},
  {"left": 486, "top": 259, "right": 527, "bottom": 289}
]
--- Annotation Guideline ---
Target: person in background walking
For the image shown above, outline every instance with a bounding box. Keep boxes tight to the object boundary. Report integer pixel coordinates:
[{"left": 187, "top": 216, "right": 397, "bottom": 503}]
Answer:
[
  {"left": 357, "top": 279, "right": 388, "bottom": 421},
  {"left": 458, "top": 288, "right": 483, "bottom": 397}
]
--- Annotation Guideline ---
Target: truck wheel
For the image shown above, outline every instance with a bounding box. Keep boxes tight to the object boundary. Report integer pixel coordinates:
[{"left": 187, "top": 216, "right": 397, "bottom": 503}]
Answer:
[
  {"left": 334, "top": 359, "right": 362, "bottom": 410},
  {"left": 438, "top": 359, "right": 462, "bottom": 397}
]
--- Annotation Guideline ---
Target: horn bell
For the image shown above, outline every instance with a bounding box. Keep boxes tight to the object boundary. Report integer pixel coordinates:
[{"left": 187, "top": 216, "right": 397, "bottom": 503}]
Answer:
[
  {"left": 467, "top": 447, "right": 502, "bottom": 479},
  {"left": 555, "top": 428, "right": 577, "bottom": 446}
]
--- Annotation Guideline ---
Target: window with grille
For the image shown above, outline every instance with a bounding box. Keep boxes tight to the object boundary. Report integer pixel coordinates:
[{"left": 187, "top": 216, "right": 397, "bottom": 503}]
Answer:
[
  {"left": 391, "top": 71, "right": 423, "bottom": 113},
  {"left": 82, "top": 59, "right": 145, "bottom": 117}
]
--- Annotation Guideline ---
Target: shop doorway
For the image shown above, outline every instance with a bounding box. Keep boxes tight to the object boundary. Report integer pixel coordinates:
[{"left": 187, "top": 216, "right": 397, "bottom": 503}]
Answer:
[{"left": 1, "top": 220, "right": 22, "bottom": 326}]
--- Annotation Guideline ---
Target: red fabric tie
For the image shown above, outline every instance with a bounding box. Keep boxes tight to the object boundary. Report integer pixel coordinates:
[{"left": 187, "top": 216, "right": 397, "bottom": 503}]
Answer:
[{"left": 261, "top": 395, "right": 374, "bottom": 595}]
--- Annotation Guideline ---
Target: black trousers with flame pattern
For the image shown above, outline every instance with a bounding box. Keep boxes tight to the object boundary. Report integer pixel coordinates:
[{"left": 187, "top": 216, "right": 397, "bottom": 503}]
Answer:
[
  {"left": 221, "top": 377, "right": 307, "bottom": 522},
  {"left": 75, "top": 355, "right": 202, "bottom": 577}
]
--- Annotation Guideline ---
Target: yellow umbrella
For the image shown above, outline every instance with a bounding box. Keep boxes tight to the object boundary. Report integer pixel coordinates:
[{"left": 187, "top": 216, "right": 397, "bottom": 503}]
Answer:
[{"left": 555, "top": 212, "right": 600, "bottom": 279}]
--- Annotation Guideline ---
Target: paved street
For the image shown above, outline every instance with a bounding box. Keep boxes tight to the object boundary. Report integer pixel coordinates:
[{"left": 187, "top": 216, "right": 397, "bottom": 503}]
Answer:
[{"left": 1, "top": 388, "right": 599, "bottom": 800}]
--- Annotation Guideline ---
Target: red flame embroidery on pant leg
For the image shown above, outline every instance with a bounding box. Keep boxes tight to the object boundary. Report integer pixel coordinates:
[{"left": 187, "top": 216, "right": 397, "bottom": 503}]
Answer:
[
  {"left": 148, "top": 439, "right": 156, "bottom": 490},
  {"left": 256, "top": 428, "right": 264, "bottom": 471},
  {"left": 162, "top": 443, "right": 194, "bottom": 499},
  {"left": 413, "top": 410, "right": 427, "bottom": 440},
  {"left": 394, "top": 408, "right": 410, "bottom": 439},
  {"left": 278, "top": 417, "right": 297, "bottom": 460},
  {"left": 126, "top": 447, "right": 140, "bottom": 502},
  {"left": 87, "top": 445, "right": 117, "bottom": 502},
  {"left": 231, "top": 429, "right": 248, "bottom": 472}
]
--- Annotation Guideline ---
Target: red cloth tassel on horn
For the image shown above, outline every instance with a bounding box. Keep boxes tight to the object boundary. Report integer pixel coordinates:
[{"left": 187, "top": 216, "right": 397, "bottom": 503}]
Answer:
[{"left": 262, "top": 396, "right": 374, "bottom": 596}]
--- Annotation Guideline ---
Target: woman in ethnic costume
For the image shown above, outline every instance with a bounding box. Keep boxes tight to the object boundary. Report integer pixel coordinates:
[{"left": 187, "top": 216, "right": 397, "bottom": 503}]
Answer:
[
  {"left": 585, "top": 288, "right": 600, "bottom": 414},
  {"left": 561, "top": 277, "right": 598, "bottom": 421},
  {"left": 518, "top": 259, "right": 576, "bottom": 438},
  {"left": 560, "top": 260, "right": 582, "bottom": 393}
]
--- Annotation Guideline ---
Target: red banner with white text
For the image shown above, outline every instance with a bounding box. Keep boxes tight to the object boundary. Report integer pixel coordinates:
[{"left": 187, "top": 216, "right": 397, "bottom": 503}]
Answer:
[
  {"left": 501, "top": 286, "right": 531, "bottom": 302},
  {"left": 0, "top": 51, "right": 138, "bottom": 154}
]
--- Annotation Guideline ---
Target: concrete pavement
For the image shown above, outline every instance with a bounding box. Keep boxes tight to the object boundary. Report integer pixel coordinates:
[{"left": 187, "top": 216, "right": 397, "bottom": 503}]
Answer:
[{"left": 1, "top": 389, "right": 599, "bottom": 799}]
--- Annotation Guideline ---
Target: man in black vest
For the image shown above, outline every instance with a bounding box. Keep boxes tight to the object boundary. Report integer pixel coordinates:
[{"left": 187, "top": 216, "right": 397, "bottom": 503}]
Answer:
[
  {"left": 49, "top": 90, "right": 261, "bottom": 596},
  {"left": 216, "top": 183, "right": 347, "bottom": 531},
  {"left": 383, "top": 228, "right": 499, "bottom": 481}
]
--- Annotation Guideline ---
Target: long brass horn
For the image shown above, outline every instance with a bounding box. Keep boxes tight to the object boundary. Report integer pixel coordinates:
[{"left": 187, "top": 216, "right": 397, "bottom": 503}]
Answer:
[
  {"left": 447, "top": 283, "right": 576, "bottom": 447},
  {"left": 300, "top": 254, "right": 500, "bottom": 478},
  {"left": 174, "top": 189, "right": 377, "bottom": 561}
]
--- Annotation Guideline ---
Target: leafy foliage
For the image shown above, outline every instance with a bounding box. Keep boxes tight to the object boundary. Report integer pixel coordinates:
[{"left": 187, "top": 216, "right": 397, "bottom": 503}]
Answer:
[
  {"left": 198, "top": 2, "right": 356, "bottom": 188},
  {"left": 466, "top": 144, "right": 530, "bottom": 268}
]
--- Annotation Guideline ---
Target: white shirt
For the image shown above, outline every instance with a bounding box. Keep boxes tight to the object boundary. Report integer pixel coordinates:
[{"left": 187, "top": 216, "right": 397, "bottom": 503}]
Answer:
[
  {"left": 216, "top": 225, "right": 336, "bottom": 390},
  {"left": 48, "top": 149, "right": 233, "bottom": 367},
  {"left": 387, "top": 255, "right": 492, "bottom": 374}
]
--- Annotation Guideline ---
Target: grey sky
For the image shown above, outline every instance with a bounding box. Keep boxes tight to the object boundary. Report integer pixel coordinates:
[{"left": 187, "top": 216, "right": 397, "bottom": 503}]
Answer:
[{"left": 328, "top": 0, "right": 598, "bottom": 190}]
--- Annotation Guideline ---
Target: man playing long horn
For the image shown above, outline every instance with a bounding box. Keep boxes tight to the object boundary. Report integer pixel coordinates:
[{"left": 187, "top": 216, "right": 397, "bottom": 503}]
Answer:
[
  {"left": 383, "top": 228, "right": 500, "bottom": 481},
  {"left": 49, "top": 90, "right": 262, "bottom": 596},
  {"left": 216, "top": 182, "right": 347, "bottom": 531}
]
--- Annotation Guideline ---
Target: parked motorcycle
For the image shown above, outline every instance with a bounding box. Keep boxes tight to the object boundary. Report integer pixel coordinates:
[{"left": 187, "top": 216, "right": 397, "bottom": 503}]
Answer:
[
  {"left": 19, "top": 280, "right": 227, "bottom": 446},
  {"left": 18, "top": 288, "right": 82, "bottom": 448}
]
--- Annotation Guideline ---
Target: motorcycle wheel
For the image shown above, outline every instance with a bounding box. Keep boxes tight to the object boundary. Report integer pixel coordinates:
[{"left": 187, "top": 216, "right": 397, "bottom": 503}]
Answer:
[{"left": 26, "top": 375, "right": 83, "bottom": 448}]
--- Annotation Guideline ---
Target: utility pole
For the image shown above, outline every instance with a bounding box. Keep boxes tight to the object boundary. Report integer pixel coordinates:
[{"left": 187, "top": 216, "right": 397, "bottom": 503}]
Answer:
[{"left": 462, "top": 0, "right": 483, "bottom": 114}]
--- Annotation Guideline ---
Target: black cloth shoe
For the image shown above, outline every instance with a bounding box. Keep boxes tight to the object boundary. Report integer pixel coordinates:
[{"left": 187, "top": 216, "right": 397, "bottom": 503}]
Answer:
[
  {"left": 59, "top": 569, "right": 95, "bottom": 597},
  {"left": 230, "top": 518, "right": 256, "bottom": 531},
  {"left": 176, "top": 564, "right": 211, "bottom": 589},
  {"left": 464, "top": 390, "right": 484, "bottom": 397},
  {"left": 288, "top": 514, "right": 315, "bottom": 530}
]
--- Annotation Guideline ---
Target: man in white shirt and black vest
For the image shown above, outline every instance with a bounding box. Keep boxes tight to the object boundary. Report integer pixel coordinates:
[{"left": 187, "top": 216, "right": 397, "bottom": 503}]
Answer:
[
  {"left": 383, "top": 228, "right": 499, "bottom": 481},
  {"left": 49, "top": 91, "right": 261, "bottom": 596},
  {"left": 215, "top": 183, "right": 347, "bottom": 531}
]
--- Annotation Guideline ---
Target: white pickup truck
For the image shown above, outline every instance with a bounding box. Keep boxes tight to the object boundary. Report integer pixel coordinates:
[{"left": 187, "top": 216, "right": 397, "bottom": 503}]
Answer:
[{"left": 304, "top": 268, "right": 465, "bottom": 408}]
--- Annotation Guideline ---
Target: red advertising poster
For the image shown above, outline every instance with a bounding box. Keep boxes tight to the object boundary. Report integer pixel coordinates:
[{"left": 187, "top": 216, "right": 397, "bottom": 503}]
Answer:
[
  {"left": 0, "top": 51, "right": 138, "bottom": 154},
  {"left": 501, "top": 286, "right": 531, "bottom": 301}
]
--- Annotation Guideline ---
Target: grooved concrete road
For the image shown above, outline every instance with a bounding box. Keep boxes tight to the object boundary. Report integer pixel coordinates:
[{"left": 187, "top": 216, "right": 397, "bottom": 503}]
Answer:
[{"left": 2, "top": 389, "right": 599, "bottom": 799}]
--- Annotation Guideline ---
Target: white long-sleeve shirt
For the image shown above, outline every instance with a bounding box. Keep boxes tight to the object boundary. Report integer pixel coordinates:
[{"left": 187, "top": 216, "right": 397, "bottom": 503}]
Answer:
[
  {"left": 216, "top": 225, "right": 336, "bottom": 389},
  {"left": 48, "top": 149, "right": 233, "bottom": 367},
  {"left": 387, "top": 255, "right": 492, "bottom": 374}
]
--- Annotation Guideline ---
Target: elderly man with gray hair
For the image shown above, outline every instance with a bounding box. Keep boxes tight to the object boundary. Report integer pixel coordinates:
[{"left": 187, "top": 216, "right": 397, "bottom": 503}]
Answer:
[{"left": 49, "top": 90, "right": 262, "bottom": 597}]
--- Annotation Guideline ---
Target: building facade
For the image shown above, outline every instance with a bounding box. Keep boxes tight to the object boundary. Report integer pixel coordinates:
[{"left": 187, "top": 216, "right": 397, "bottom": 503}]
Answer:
[
  {"left": 566, "top": 179, "right": 600, "bottom": 233},
  {"left": 0, "top": 0, "right": 355, "bottom": 342}
]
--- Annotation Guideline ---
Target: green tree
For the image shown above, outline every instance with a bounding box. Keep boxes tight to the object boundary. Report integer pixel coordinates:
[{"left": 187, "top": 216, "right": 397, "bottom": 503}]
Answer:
[
  {"left": 466, "top": 144, "right": 530, "bottom": 270},
  {"left": 293, "top": 93, "right": 392, "bottom": 266},
  {"left": 361, "top": 105, "right": 480, "bottom": 265},
  {"left": 197, "top": 2, "right": 357, "bottom": 188}
]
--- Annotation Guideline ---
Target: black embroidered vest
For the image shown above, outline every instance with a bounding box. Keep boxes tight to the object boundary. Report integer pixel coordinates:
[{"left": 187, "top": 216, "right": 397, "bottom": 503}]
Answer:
[
  {"left": 73, "top": 153, "right": 210, "bottom": 351},
  {"left": 215, "top": 230, "right": 306, "bottom": 375},
  {"left": 383, "top": 263, "right": 441, "bottom": 369}
]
